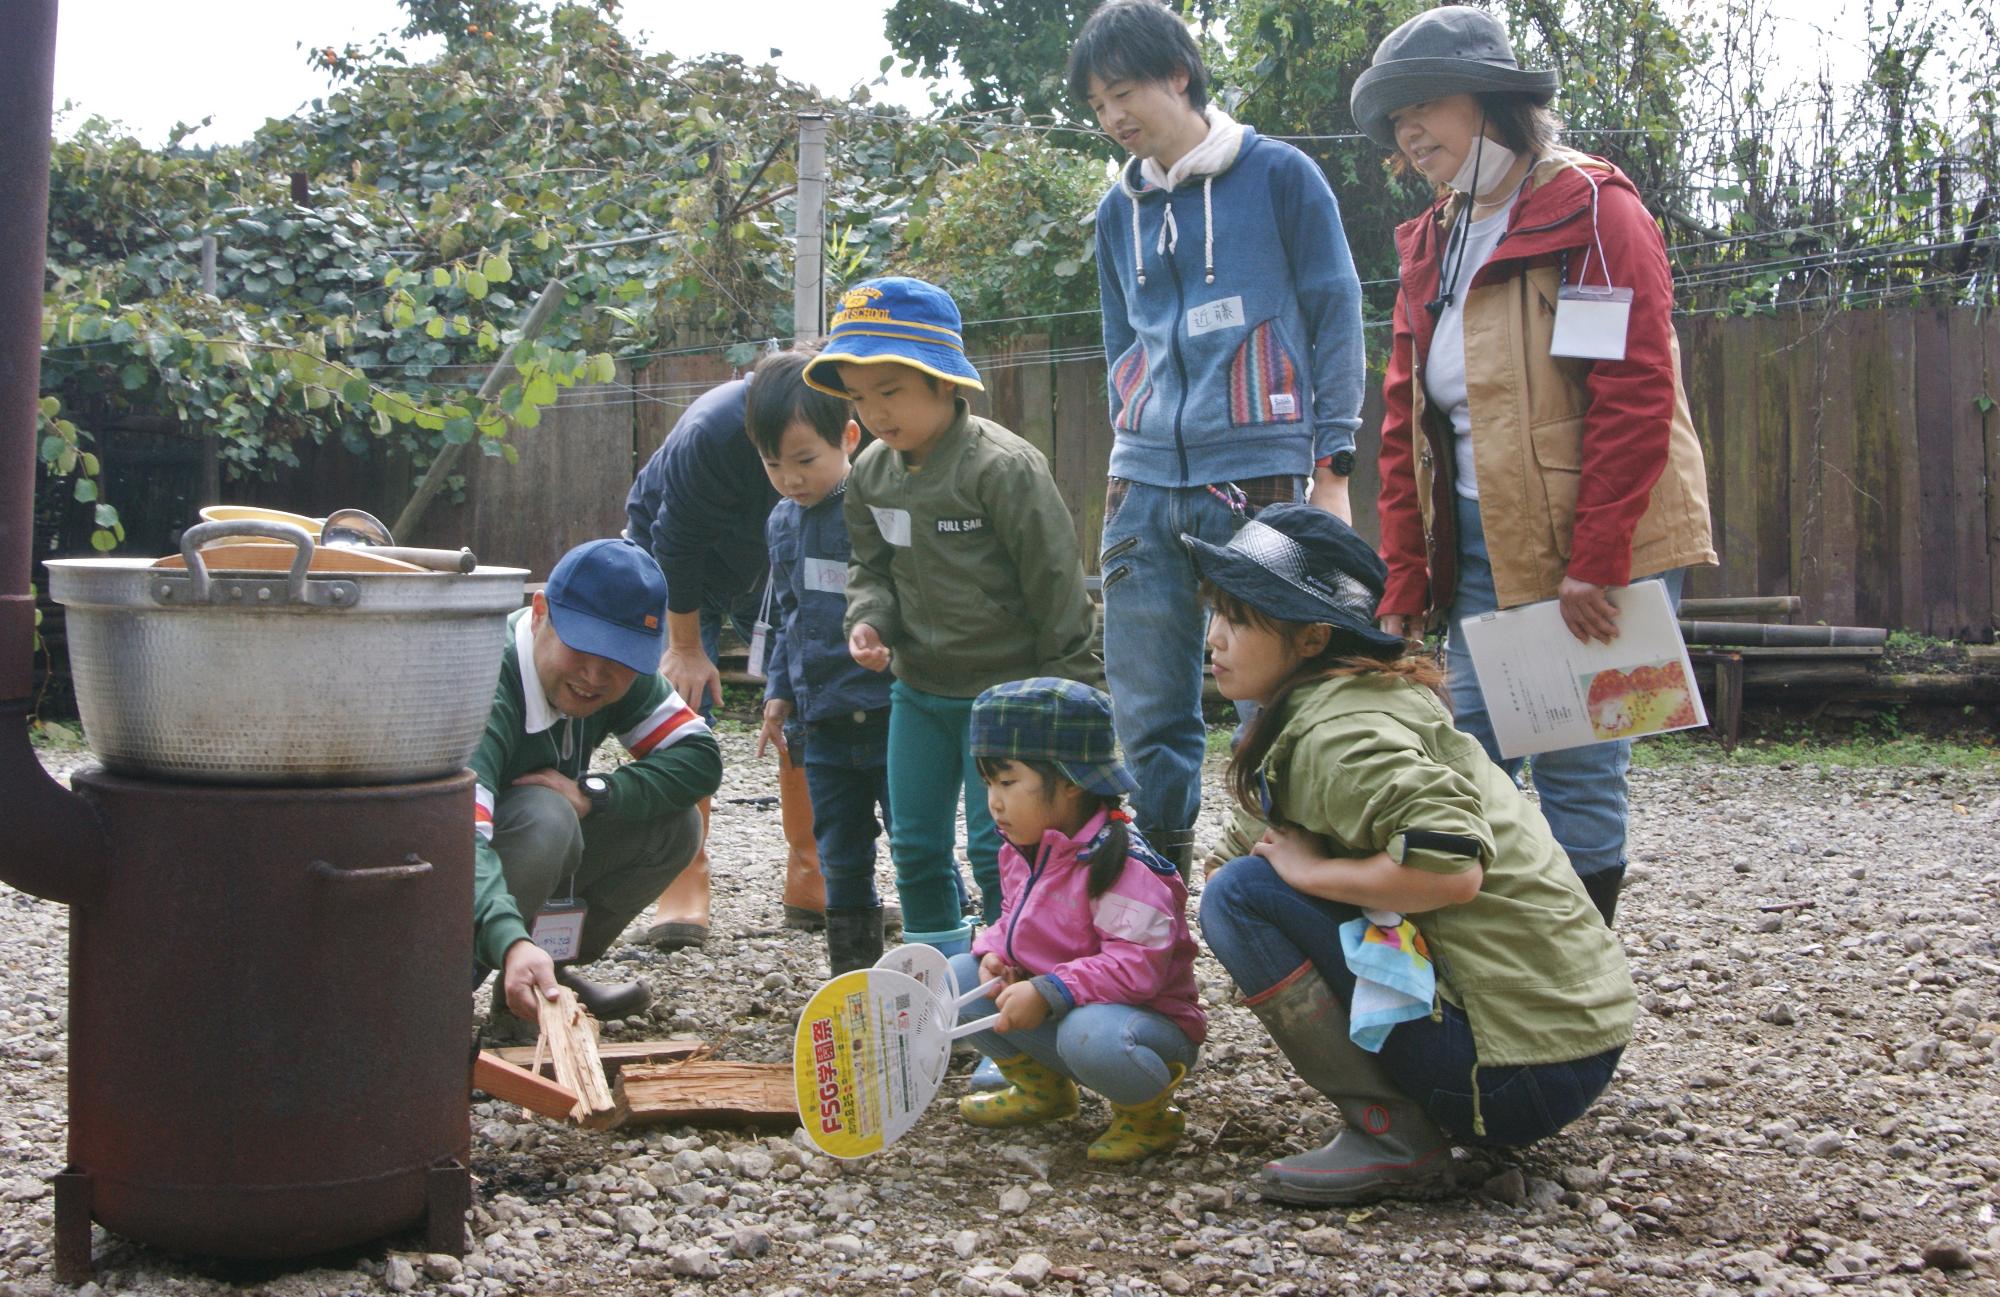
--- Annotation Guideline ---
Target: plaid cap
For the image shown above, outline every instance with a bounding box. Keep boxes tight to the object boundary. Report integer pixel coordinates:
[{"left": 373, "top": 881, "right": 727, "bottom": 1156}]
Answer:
[{"left": 969, "top": 677, "right": 1138, "bottom": 798}]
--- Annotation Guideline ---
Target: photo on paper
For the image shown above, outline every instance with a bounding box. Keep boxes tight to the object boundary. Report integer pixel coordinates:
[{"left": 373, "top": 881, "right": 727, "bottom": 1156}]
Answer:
[{"left": 1577, "top": 660, "right": 1701, "bottom": 741}]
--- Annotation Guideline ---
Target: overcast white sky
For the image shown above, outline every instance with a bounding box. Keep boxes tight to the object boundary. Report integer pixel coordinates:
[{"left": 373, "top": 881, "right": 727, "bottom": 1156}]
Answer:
[
  {"left": 51, "top": 0, "right": 1880, "bottom": 149},
  {"left": 50, "top": 0, "right": 943, "bottom": 147}
]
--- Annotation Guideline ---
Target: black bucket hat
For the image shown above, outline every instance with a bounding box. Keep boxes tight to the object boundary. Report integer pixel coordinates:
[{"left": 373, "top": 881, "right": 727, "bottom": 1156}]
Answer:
[
  {"left": 1350, "top": 7, "right": 1559, "bottom": 150},
  {"left": 1182, "top": 504, "right": 1408, "bottom": 658}
]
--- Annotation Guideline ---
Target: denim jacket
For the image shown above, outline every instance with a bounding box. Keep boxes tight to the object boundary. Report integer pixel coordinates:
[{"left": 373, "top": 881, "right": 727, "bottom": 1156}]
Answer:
[{"left": 764, "top": 483, "right": 892, "bottom": 723}]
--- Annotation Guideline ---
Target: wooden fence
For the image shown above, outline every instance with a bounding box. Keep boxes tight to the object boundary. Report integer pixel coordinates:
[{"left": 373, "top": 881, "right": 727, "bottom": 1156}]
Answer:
[{"left": 56, "top": 307, "right": 1999, "bottom": 642}]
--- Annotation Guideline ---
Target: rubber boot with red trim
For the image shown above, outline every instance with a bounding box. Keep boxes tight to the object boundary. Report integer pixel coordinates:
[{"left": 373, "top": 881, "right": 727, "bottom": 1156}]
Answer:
[{"left": 1245, "top": 964, "right": 1455, "bottom": 1205}]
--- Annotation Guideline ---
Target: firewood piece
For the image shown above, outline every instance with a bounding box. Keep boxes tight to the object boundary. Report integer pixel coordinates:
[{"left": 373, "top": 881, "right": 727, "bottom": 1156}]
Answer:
[
  {"left": 473, "top": 1051, "right": 582, "bottom": 1124},
  {"left": 616, "top": 1061, "right": 800, "bottom": 1129},
  {"left": 535, "top": 988, "right": 627, "bottom": 1130},
  {"left": 492, "top": 1037, "right": 707, "bottom": 1078}
]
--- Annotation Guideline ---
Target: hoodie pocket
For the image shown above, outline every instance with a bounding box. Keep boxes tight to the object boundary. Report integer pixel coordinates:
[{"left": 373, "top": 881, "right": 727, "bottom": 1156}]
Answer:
[
  {"left": 1228, "top": 319, "right": 1305, "bottom": 427},
  {"left": 1109, "top": 341, "right": 1154, "bottom": 433}
]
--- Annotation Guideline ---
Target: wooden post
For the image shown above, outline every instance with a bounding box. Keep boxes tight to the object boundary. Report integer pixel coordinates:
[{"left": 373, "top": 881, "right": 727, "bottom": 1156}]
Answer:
[
  {"left": 390, "top": 275, "right": 568, "bottom": 542},
  {"left": 793, "top": 113, "right": 829, "bottom": 344}
]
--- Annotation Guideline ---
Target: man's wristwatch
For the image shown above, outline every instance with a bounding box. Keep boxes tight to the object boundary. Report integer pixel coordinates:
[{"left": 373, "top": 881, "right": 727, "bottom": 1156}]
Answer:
[
  {"left": 579, "top": 773, "right": 613, "bottom": 816},
  {"left": 1317, "top": 448, "right": 1356, "bottom": 477}
]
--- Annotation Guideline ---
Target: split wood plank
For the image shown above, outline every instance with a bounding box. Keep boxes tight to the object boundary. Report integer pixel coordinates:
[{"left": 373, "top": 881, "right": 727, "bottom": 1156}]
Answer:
[
  {"left": 473, "top": 1051, "right": 584, "bottom": 1125},
  {"left": 535, "top": 987, "right": 627, "bottom": 1130},
  {"left": 492, "top": 1037, "right": 706, "bottom": 1079},
  {"left": 615, "top": 1061, "right": 800, "bottom": 1129}
]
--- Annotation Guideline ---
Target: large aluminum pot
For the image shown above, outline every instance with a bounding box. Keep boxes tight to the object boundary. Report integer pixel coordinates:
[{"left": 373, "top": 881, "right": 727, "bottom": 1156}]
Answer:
[{"left": 46, "top": 520, "right": 527, "bottom": 785}]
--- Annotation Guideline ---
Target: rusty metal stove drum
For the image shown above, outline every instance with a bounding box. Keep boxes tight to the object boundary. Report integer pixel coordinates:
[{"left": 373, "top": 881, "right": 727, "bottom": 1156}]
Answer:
[{"left": 51, "top": 770, "right": 479, "bottom": 1271}]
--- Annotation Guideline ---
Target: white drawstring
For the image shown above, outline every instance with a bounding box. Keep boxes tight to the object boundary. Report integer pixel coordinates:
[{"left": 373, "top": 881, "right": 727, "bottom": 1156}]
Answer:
[
  {"left": 1129, "top": 191, "right": 1146, "bottom": 287},
  {"left": 1202, "top": 177, "right": 1215, "bottom": 284},
  {"left": 1130, "top": 180, "right": 1216, "bottom": 287}
]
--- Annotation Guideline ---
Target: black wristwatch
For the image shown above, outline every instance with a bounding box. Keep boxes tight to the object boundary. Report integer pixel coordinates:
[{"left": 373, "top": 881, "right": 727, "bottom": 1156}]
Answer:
[
  {"left": 579, "top": 772, "right": 613, "bottom": 815},
  {"left": 1327, "top": 448, "right": 1356, "bottom": 477}
]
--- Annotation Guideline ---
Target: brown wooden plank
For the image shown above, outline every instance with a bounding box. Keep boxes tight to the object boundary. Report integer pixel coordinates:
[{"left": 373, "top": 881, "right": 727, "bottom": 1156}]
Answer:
[
  {"left": 1988, "top": 310, "right": 2000, "bottom": 642},
  {"left": 1678, "top": 318, "right": 1727, "bottom": 600},
  {"left": 1910, "top": 308, "right": 1960, "bottom": 636},
  {"left": 1783, "top": 313, "right": 1821, "bottom": 621},
  {"left": 1883, "top": 310, "right": 1923, "bottom": 631},
  {"left": 615, "top": 1061, "right": 800, "bottom": 1128},
  {"left": 1751, "top": 315, "right": 1793, "bottom": 598},
  {"left": 1054, "top": 355, "right": 1111, "bottom": 569},
  {"left": 1845, "top": 312, "right": 1894, "bottom": 627},
  {"left": 492, "top": 1037, "right": 706, "bottom": 1077},
  {"left": 1718, "top": 314, "right": 1760, "bottom": 596},
  {"left": 1013, "top": 332, "right": 1056, "bottom": 463},
  {"left": 473, "top": 1051, "right": 583, "bottom": 1125},
  {"left": 535, "top": 987, "right": 626, "bottom": 1130},
  {"left": 1953, "top": 309, "right": 1998, "bottom": 641}
]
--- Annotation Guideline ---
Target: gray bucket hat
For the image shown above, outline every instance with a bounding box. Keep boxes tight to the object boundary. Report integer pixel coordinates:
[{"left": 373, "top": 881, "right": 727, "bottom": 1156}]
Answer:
[{"left": 1350, "top": 7, "right": 1558, "bottom": 149}]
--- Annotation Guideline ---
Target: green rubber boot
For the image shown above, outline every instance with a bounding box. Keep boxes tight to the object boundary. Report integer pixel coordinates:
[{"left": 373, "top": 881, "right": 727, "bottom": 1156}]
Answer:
[
  {"left": 958, "top": 1054, "right": 1080, "bottom": 1129},
  {"left": 1245, "top": 967, "right": 1455, "bottom": 1205},
  {"left": 1088, "top": 1063, "right": 1188, "bottom": 1163}
]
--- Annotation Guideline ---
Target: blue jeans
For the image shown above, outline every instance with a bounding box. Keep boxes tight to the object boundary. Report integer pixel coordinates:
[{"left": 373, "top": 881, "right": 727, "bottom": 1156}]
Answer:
[
  {"left": 1100, "top": 478, "right": 1303, "bottom": 837},
  {"left": 1199, "top": 856, "right": 1620, "bottom": 1146},
  {"left": 1445, "top": 494, "right": 1685, "bottom": 880},
  {"left": 688, "top": 584, "right": 764, "bottom": 724},
  {"left": 798, "top": 712, "right": 892, "bottom": 912},
  {"left": 886, "top": 681, "right": 992, "bottom": 936},
  {"left": 948, "top": 954, "right": 1197, "bottom": 1105}
]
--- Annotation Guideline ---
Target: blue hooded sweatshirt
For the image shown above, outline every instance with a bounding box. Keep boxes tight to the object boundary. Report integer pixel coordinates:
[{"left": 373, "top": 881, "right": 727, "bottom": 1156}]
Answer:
[{"left": 1093, "top": 112, "right": 1365, "bottom": 488}]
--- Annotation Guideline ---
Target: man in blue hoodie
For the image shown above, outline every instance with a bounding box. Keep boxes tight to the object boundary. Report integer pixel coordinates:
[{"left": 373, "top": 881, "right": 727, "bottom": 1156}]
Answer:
[{"left": 1069, "top": 0, "right": 1367, "bottom": 875}]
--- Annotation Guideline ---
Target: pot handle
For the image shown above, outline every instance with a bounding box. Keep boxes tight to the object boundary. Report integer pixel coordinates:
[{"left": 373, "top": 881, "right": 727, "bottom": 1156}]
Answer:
[
  {"left": 310, "top": 855, "right": 436, "bottom": 884},
  {"left": 178, "top": 519, "right": 316, "bottom": 603}
]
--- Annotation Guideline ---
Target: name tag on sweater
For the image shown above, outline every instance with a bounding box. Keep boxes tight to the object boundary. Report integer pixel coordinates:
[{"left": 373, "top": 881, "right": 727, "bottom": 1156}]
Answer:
[
  {"left": 1186, "top": 295, "right": 1246, "bottom": 337},
  {"left": 803, "top": 557, "right": 847, "bottom": 593},
  {"left": 869, "top": 506, "right": 912, "bottom": 547}
]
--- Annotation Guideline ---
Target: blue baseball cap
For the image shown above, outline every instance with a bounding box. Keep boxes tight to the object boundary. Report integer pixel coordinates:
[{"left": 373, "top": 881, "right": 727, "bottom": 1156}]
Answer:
[
  {"left": 543, "top": 539, "right": 668, "bottom": 674},
  {"left": 803, "top": 276, "right": 984, "bottom": 396}
]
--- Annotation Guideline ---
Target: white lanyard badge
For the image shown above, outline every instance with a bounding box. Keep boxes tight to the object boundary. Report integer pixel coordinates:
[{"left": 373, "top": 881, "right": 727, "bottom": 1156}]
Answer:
[{"left": 1549, "top": 163, "right": 1632, "bottom": 362}]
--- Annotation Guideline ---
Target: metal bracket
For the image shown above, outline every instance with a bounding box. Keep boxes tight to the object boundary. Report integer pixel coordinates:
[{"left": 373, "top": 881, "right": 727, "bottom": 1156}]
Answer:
[{"left": 149, "top": 574, "right": 359, "bottom": 609}]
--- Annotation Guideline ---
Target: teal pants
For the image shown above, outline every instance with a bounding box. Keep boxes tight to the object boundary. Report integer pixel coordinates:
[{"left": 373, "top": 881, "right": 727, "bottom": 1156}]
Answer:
[{"left": 887, "top": 680, "right": 1001, "bottom": 936}]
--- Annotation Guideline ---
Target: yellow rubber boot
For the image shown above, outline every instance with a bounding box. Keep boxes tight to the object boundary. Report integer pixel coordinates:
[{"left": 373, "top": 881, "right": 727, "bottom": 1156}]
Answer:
[
  {"left": 1088, "top": 1063, "right": 1188, "bottom": 1164},
  {"left": 958, "top": 1055, "right": 1079, "bottom": 1129}
]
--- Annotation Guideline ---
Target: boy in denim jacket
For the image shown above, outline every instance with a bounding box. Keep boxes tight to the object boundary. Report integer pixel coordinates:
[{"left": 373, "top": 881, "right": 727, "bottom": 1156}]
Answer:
[{"left": 750, "top": 352, "right": 896, "bottom": 975}]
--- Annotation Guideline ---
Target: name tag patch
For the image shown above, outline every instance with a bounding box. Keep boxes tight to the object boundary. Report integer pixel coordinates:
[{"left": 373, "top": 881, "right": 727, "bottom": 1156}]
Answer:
[
  {"left": 936, "top": 517, "right": 986, "bottom": 535},
  {"left": 1186, "top": 295, "right": 1246, "bottom": 337},
  {"left": 803, "top": 557, "right": 847, "bottom": 593},
  {"left": 1269, "top": 393, "right": 1297, "bottom": 418},
  {"left": 869, "top": 506, "right": 913, "bottom": 547}
]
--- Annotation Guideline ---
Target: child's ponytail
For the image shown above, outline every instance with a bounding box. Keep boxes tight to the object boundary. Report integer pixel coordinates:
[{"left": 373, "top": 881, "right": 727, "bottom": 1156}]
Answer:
[{"left": 1082, "top": 800, "right": 1132, "bottom": 900}]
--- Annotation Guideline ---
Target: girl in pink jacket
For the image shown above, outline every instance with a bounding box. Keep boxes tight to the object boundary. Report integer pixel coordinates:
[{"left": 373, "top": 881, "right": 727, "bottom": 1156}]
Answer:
[{"left": 953, "top": 677, "right": 1205, "bottom": 1163}]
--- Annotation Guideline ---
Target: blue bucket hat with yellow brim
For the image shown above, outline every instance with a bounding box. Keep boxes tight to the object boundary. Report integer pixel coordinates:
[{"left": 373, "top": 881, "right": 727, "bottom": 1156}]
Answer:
[{"left": 802, "top": 275, "right": 984, "bottom": 396}]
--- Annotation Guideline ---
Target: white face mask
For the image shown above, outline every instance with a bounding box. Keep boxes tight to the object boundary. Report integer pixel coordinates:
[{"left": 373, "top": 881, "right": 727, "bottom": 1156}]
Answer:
[{"left": 1448, "top": 133, "right": 1519, "bottom": 198}]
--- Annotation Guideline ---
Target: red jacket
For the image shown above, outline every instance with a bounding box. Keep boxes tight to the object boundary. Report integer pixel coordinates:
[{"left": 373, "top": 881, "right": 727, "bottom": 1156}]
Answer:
[{"left": 1377, "top": 151, "right": 1715, "bottom": 621}]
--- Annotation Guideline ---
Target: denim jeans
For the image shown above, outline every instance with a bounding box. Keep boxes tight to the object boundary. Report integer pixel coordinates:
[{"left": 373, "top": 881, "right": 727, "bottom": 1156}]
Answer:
[
  {"left": 1099, "top": 477, "right": 1303, "bottom": 838},
  {"left": 689, "top": 584, "right": 764, "bottom": 724},
  {"left": 1445, "top": 494, "right": 1685, "bottom": 880},
  {"left": 799, "top": 712, "right": 892, "bottom": 912},
  {"left": 886, "top": 681, "right": 993, "bottom": 936},
  {"left": 948, "top": 953, "right": 1197, "bottom": 1106},
  {"left": 1199, "top": 855, "right": 1620, "bottom": 1146}
]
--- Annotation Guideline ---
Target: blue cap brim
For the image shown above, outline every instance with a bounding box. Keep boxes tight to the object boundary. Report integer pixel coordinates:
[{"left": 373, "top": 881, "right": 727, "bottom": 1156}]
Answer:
[
  {"left": 1056, "top": 758, "right": 1141, "bottom": 799},
  {"left": 546, "top": 602, "right": 665, "bottom": 676},
  {"left": 804, "top": 337, "right": 984, "bottom": 396}
]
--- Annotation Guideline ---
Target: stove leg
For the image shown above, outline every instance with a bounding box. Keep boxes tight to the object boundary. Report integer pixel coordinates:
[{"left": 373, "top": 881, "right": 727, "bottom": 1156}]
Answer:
[
  {"left": 425, "top": 1159, "right": 469, "bottom": 1257},
  {"left": 52, "top": 1167, "right": 92, "bottom": 1285}
]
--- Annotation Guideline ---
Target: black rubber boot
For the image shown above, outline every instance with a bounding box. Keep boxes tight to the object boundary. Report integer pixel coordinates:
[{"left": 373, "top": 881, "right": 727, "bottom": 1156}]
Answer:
[
  {"left": 1245, "top": 967, "right": 1455, "bottom": 1205},
  {"left": 824, "top": 906, "right": 886, "bottom": 977},
  {"left": 1581, "top": 867, "right": 1624, "bottom": 927},
  {"left": 1144, "top": 827, "right": 1198, "bottom": 883},
  {"left": 555, "top": 966, "right": 653, "bottom": 1021}
]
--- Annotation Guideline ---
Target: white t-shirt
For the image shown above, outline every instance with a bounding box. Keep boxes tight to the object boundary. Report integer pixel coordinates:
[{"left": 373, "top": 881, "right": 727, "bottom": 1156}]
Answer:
[{"left": 1422, "top": 199, "right": 1516, "bottom": 499}]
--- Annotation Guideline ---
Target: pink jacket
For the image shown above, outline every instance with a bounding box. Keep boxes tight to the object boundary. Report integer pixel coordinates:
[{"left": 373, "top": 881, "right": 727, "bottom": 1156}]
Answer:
[{"left": 972, "top": 811, "right": 1207, "bottom": 1045}]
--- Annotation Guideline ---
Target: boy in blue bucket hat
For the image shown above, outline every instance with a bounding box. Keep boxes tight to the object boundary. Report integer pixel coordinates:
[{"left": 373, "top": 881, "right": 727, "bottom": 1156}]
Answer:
[
  {"left": 470, "top": 538, "right": 722, "bottom": 1042},
  {"left": 804, "top": 276, "right": 1098, "bottom": 968}
]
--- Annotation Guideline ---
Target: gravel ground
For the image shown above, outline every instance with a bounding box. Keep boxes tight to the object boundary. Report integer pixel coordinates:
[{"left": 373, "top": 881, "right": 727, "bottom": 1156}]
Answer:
[{"left": 4, "top": 735, "right": 1998, "bottom": 1297}]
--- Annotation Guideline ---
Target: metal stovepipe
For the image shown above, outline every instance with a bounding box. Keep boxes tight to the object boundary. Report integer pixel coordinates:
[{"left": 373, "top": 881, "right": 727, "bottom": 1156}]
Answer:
[{"left": 0, "top": 0, "right": 109, "bottom": 905}]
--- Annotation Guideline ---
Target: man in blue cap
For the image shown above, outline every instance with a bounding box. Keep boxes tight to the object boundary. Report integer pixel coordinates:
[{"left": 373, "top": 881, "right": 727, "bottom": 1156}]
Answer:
[{"left": 471, "top": 538, "right": 722, "bottom": 1037}]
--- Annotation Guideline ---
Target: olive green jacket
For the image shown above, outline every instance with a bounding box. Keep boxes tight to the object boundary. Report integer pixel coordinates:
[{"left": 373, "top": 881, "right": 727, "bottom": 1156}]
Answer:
[
  {"left": 844, "top": 401, "right": 1098, "bottom": 697},
  {"left": 1229, "top": 672, "right": 1636, "bottom": 1068}
]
